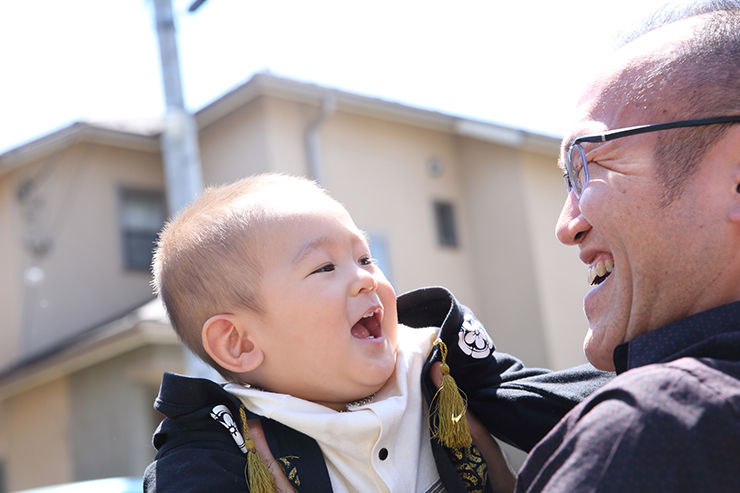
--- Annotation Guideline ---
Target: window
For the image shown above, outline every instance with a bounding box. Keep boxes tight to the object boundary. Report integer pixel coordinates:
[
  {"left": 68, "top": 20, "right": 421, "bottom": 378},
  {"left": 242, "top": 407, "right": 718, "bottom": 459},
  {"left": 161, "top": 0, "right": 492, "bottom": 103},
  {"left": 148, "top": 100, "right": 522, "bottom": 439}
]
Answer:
[
  {"left": 119, "top": 189, "right": 166, "bottom": 270},
  {"left": 367, "top": 233, "right": 393, "bottom": 284},
  {"left": 434, "top": 201, "right": 458, "bottom": 247}
]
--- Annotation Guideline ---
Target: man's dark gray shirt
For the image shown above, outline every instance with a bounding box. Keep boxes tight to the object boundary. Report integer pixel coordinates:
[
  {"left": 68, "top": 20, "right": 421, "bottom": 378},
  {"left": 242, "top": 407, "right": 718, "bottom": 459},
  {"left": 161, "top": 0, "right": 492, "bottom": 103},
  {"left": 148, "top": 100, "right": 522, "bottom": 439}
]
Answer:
[{"left": 517, "top": 300, "right": 740, "bottom": 492}]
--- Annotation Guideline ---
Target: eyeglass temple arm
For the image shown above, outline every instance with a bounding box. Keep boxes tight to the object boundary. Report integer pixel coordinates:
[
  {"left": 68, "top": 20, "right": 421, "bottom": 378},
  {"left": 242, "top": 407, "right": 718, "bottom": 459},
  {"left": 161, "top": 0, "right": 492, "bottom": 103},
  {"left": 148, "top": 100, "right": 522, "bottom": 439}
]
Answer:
[{"left": 574, "top": 116, "right": 740, "bottom": 145}]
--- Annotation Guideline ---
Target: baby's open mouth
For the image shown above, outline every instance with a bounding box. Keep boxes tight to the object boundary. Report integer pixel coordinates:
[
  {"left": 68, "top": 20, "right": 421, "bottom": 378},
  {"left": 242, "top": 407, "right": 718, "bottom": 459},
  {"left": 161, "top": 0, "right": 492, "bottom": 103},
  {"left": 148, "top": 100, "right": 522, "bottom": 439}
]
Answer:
[
  {"left": 351, "top": 309, "right": 382, "bottom": 339},
  {"left": 588, "top": 259, "right": 614, "bottom": 286}
]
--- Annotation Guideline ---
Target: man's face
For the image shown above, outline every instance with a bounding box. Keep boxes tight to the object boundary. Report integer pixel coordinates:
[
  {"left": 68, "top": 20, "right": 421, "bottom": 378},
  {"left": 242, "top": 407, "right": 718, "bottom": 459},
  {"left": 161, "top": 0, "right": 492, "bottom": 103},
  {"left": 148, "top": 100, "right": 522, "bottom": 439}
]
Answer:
[
  {"left": 241, "top": 197, "right": 398, "bottom": 409},
  {"left": 556, "top": 20, "right": 740, "bottom": 371}
]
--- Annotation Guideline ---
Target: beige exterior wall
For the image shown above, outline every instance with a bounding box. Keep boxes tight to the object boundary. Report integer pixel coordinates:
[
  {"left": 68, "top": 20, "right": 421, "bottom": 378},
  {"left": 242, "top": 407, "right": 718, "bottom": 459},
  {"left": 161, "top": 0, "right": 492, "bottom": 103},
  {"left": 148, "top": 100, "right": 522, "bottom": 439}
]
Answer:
[
  {"left": 261, "top": 96, "right": 314, "bottom": 177},
  {"left": 320, "top": 113, "right": 477, "bottom": 303},
  {"left": 199, "top": 97, "right": 273, "bottom": 185},
  {"left": 68, "top": 344, "right": 181, "bottom": 481},
  {"left": 9, "top": 142, "right": 162, "bottom": 361},
  {"left": 0, "top": 174, "right": 22, "bottom": 367},
  {"left": 0, "top": 378, "right": 74, "bottom": 491},
  {"left": 520, "top": 151, "right": 590, "bottom": 370},
  {"left": 0, "top": 339, "right": 180, "bottom": 490},
  {"left": 457, "top": 138, "right": 549, "bottom": 367}
]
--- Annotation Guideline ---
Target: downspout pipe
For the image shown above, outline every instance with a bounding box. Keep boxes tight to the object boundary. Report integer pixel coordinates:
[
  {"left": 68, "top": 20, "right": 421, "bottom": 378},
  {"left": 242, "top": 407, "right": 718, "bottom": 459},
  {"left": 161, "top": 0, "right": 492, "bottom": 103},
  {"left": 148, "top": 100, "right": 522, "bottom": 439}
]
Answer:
[{"left": 305, "top": 93, "right": 336, "bottom": 187}]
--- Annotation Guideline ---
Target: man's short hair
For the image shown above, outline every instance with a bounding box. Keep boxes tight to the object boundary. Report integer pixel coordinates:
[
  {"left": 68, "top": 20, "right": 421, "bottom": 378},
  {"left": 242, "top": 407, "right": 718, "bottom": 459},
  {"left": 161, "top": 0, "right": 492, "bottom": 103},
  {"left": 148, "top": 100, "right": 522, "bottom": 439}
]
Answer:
[
  {"left": 618, "top": 1, "right": 740, "bottom": 202},
  {"left": 152, "top": 173, "right": 329, "bottom": 377}
]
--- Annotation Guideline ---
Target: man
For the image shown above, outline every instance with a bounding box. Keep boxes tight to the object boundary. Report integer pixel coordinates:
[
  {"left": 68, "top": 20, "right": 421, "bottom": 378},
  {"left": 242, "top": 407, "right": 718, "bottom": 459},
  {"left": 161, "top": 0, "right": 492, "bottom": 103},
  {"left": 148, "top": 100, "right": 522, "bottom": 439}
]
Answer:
[{"left": 515, "top": 1, "right": 740, "bottom": 491}]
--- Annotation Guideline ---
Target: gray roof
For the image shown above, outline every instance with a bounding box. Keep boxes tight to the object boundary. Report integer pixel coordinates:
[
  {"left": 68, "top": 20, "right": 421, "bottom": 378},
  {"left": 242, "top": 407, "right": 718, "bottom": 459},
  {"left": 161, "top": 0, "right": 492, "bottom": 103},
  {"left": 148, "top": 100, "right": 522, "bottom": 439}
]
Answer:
[{"left": 0, "top": 73, "right": 561, "bottom": 178}]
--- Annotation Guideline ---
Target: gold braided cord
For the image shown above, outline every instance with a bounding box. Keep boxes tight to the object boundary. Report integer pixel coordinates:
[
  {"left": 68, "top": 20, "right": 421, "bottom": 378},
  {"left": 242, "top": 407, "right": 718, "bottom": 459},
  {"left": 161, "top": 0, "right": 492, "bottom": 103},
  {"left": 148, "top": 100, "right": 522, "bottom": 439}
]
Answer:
[
  {"left": 429, "top": 340, "right": 472, "bottom": 448},
  {"left": 239, "top": 407, "right": 277, "bottom": 493}
]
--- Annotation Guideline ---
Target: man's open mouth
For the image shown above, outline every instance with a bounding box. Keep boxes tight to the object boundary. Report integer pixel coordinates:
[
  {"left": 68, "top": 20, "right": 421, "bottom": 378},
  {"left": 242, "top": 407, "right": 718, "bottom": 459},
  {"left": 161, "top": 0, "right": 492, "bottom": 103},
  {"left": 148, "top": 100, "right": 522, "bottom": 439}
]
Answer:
[
  {"left": 351, "top": 309, "right": 383, "bottom": 339},
  {"left": 588, "top": 259, "right": 614, "bottom": 286}
]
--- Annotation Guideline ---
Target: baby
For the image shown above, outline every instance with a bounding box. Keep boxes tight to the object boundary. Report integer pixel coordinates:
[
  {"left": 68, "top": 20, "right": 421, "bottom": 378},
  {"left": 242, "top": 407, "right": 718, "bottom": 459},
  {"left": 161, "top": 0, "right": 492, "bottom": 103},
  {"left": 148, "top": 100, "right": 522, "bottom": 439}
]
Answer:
[
  {"left": 144, "top": 173, "right": 607, "bottom": 493},
  {"left": 159, "top": 173, "right": 401, "bottom": 409}
]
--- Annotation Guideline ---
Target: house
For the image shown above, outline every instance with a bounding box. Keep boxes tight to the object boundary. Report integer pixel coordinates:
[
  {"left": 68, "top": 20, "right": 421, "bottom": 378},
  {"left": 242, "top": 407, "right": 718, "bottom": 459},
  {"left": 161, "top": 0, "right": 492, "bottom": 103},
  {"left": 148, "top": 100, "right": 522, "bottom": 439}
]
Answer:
[{"left": 0, "top": 73, "right": 589, "bottom": 490}]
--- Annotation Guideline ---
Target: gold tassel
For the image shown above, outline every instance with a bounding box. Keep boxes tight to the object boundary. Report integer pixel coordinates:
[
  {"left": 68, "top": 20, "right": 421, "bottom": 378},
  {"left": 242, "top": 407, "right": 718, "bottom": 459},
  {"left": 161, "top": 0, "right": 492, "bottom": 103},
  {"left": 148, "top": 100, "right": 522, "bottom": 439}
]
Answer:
[
  {"left": 430, "top": 339, "right": 472, "bottom": 449},
  {"left": 240, "top": 407, "right": 277, "bottom": 493}
]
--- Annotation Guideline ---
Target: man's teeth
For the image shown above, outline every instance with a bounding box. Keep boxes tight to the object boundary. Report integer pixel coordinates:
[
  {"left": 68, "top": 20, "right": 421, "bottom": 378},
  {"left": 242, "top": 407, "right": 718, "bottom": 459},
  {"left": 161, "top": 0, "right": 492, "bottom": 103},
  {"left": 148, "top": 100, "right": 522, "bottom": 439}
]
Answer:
[
  {"left": 363, "top": 312, "right": 374, "bottom": 319},
  {"left": 588, "top": 259, "right": 614, "bottom": 285}
]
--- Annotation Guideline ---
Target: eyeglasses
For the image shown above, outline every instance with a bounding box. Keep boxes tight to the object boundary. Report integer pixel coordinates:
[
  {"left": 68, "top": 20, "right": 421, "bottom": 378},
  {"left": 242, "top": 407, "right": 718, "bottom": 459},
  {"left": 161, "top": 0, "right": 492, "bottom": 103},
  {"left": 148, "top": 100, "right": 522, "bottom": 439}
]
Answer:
[{"left": 564, "top": 115, "right": 740, "bottom": 198}]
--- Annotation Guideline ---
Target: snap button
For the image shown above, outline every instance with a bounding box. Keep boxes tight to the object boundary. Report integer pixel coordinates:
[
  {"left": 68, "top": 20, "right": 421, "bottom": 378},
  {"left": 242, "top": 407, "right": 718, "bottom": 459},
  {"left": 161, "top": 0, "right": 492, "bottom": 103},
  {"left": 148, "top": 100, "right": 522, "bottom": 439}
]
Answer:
[{"left": 379, "top": 448, "right": 388, "bottom": 460}]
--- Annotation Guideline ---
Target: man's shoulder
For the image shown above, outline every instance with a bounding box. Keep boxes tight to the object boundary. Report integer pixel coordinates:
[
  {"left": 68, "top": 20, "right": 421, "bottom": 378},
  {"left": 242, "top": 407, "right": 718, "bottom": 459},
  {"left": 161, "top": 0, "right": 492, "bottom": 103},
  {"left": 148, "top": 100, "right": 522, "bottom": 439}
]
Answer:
[
  {"left": 604, "top": 357, "right": 740, "bottom": 402},
  {"left": 572, "top": 356, "right": 740, "bottom": 436},
  {"left": 519, "top": 358, "right": 740, "bottom": 492}
]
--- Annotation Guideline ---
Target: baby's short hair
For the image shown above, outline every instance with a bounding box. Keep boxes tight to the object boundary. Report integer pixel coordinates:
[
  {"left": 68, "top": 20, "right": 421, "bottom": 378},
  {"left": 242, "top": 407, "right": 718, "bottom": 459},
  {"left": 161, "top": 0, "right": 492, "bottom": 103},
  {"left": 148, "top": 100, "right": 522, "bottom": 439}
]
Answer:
[{"left": 152, "top": 173, "right": 330, "bottom": 376}]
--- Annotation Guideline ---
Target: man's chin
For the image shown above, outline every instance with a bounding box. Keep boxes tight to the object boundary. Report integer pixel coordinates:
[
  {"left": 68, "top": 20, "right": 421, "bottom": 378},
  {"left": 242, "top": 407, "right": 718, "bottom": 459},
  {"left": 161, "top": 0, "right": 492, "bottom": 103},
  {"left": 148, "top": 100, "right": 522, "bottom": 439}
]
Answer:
[{"left": 584, "top": 330, "right": 617, "bottom": 372}]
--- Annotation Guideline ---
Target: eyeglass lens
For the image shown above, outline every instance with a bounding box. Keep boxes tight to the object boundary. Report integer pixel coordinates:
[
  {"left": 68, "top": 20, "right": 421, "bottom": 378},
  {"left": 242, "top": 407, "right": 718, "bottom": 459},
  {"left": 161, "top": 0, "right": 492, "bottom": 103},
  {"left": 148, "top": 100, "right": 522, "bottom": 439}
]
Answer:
[{"left": 567, "top": 144, "right": 588, "bottom": 197}]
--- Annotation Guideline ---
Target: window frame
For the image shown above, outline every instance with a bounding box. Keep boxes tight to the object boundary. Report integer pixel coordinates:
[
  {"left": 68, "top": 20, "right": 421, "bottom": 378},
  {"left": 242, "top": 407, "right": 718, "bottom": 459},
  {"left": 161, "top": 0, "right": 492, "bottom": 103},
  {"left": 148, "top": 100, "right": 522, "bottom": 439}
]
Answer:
[
  {"left": 118, "top": 187, "right": 167, "bottom": 271},
  {"left": 433, "top": 201, "right": 459, "bottom": 248}
]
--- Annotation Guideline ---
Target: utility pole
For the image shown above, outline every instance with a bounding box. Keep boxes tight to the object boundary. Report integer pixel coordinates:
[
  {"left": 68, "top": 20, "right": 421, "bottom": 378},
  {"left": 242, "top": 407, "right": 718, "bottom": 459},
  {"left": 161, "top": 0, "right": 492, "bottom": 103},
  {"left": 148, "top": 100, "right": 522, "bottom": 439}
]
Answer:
[
  {"left": 152, "top": 0, "right": 203, "bottom": 217},
  {"left": 152, "top": 0, "right": 215, "bottom": 379}
]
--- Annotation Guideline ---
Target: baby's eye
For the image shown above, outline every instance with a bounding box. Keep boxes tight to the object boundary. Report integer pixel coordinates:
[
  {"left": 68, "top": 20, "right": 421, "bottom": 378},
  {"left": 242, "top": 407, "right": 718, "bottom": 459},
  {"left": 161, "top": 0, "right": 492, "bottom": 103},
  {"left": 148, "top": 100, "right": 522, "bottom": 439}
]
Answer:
[
  {"left": 312, "top": 263, "right": 335, "bottom": 274},
  {"left": 359, "top": 257, "right": 377, "bottom": 266}
]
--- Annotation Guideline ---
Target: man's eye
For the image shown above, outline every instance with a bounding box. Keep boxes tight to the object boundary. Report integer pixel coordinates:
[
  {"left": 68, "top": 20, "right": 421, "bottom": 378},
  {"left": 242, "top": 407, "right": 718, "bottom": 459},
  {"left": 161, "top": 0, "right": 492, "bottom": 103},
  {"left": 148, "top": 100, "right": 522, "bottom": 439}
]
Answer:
[
  {"left": 312, "top": 263, "right": 335, "bottom": 274},
  {"left": 359, "top": 257, "right": 377, "bottom": 266}
]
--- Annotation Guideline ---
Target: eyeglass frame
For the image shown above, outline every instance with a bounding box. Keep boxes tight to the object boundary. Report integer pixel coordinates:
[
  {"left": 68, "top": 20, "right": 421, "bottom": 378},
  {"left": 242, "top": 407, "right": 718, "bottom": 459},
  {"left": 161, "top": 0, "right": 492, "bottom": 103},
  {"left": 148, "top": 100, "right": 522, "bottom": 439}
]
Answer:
[{"left": 563, "top": 115, "right": 740, "bottom": 198}]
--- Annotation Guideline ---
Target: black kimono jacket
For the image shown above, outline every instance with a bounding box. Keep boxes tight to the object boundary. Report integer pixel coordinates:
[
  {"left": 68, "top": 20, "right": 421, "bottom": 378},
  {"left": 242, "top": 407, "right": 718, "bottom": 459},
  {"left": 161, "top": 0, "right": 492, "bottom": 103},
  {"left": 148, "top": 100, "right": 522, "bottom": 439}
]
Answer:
[{"left": 144, "top": 287, "right": 612, "bottom": 492}]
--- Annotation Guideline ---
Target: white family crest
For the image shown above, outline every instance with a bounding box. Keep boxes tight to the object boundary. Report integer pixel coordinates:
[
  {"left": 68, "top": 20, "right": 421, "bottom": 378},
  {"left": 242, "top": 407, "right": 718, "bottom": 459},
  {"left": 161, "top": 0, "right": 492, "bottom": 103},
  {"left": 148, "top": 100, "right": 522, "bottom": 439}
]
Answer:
[
  {"left": 458, "top": 312, "right": 493, "bottom": 359},
  {"left": 210, "top": 404, "right": 248, "bottom": 454}
]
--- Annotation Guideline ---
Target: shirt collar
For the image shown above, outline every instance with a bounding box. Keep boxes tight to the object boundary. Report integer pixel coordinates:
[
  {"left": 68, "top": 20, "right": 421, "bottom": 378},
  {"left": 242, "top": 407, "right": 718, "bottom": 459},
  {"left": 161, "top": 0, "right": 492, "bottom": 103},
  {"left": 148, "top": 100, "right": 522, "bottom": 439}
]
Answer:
[{"left": 613, "top": 300, "right": 740, "bottom": 375}]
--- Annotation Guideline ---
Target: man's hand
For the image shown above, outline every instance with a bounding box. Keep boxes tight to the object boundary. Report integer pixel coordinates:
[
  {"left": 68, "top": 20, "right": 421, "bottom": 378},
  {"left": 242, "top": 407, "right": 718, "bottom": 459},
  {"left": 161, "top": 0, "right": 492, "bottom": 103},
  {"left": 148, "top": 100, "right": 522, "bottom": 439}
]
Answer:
[
  {"left": 431, "top": 362, "right": 517, "bottom": 493},
  {"left": 247, "top": 419, "right": 295, "bottom": 493}
]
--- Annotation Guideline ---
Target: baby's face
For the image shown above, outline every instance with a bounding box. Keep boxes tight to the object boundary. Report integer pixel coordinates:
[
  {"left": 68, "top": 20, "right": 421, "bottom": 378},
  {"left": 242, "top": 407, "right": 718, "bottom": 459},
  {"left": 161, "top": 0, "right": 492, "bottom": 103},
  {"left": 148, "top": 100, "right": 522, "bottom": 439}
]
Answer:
[{"left": 242, "top": 198, "right": 398, "bottom": 410}]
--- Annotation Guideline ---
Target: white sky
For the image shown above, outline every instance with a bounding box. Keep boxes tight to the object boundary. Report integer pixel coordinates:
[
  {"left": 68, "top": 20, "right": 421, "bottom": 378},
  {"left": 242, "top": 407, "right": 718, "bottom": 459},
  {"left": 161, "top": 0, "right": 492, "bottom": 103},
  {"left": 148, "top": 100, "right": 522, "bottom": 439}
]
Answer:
[{"left": 1, "top": 0, "right": 682, "bottom": 155}]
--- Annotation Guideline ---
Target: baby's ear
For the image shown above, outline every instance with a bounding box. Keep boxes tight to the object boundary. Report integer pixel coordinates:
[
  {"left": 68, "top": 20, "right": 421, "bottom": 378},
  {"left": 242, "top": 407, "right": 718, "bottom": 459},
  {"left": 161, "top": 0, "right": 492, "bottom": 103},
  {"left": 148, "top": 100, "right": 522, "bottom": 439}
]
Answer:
[{"left": 202, "top": 314, "right": 264, "bottom": 373}]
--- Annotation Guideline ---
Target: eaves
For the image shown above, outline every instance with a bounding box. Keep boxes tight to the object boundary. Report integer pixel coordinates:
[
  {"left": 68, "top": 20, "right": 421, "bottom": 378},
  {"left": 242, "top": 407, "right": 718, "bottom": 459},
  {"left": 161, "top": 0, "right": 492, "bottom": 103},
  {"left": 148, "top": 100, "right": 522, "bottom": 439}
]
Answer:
[
  {"left": 0, "top": 121, "right": 161, "bottom": 179},
  {"left": 196, "top": 72, "right": 561, "bottom": 156}
]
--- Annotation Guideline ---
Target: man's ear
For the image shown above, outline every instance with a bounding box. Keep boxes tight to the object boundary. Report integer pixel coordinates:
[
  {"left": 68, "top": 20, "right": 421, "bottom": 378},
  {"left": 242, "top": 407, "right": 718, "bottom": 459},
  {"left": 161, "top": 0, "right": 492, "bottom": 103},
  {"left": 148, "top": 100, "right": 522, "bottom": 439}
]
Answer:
[{"left": 202, "top": 314, "right": 264, "bottom": 373}]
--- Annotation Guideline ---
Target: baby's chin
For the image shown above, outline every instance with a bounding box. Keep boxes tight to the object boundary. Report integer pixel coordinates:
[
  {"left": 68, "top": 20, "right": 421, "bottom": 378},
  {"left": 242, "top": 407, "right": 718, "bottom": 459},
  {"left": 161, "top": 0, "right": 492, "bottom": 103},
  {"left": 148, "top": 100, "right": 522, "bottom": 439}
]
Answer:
[
  {"left": 360, "top": 358, "right": 397, "bottom": 395},
  {"left": 330, "top": 368, "right": 397, "bottom": 409}
]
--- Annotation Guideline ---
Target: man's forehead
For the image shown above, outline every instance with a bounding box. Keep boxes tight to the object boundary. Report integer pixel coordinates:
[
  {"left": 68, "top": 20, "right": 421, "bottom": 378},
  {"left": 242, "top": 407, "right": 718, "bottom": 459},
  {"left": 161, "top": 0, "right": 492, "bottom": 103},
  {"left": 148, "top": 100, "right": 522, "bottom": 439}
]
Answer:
[
  {"left": 560, "top": 60, "right": 646, "bottom": 157},
  {"left": 565, "top": 56, "right": 659, "bottom": 142},
  {"left": 560, "top": 17, "right": 705, "bottom": 158}
]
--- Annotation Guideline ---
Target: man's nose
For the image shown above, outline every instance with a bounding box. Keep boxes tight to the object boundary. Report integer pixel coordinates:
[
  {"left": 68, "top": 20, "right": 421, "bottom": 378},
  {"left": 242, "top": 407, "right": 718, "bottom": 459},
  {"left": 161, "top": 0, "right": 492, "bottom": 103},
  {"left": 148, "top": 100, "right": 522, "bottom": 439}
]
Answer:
[{"left": 556, "top": 191, "right": 591, "bottom": 245}]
